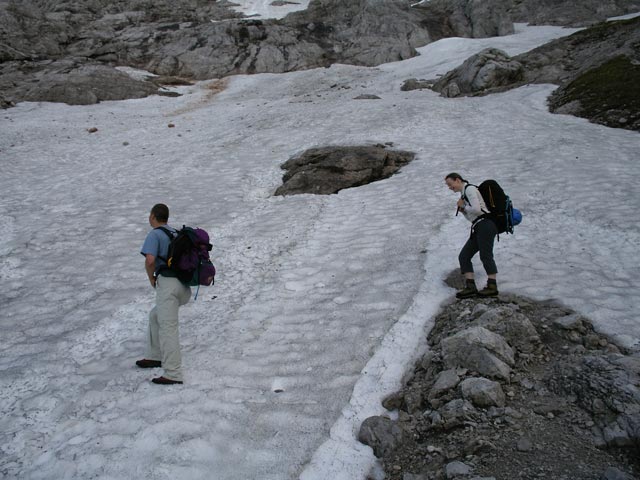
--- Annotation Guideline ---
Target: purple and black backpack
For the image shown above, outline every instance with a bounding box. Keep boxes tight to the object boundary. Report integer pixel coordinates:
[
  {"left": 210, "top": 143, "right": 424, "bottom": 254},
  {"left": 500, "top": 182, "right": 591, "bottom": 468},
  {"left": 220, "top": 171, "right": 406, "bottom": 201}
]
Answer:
[{"left": 157, "top": 226, "right": 216, "bottom": 292}]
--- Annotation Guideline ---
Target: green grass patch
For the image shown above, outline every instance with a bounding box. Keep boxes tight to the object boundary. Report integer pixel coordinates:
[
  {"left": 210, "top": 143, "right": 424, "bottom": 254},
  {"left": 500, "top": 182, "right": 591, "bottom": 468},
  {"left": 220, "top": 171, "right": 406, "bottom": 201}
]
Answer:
[{"left": 551, "top": 55, "right": 640, "bottom": 131}]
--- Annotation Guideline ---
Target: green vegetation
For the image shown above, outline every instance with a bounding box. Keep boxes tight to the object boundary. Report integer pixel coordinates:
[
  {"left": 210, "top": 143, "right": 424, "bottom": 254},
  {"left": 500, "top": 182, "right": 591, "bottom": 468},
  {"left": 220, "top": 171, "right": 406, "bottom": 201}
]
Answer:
[
  {"left": 551, "top": 55, "right": 640, "bottom": 132},
  {"left": 568, "top": 16, "right": 640, "bottom": 44}
]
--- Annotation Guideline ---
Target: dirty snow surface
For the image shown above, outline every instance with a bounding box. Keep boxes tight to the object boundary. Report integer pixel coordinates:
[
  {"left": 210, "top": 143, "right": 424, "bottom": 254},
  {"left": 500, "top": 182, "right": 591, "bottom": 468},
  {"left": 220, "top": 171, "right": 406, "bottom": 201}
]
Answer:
[
  {"left": 227, "top": 0, "right": 311, "bottom": 19},
  {"left": 2, "top": 23, "right": 640, "bottom": 480}
]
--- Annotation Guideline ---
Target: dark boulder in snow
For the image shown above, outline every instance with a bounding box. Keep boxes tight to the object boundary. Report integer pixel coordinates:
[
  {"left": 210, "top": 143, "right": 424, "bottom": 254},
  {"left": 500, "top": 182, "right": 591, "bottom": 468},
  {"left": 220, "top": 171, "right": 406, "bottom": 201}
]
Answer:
[{"left": 274, "top": 145, "right": 414, "bottom": 196}]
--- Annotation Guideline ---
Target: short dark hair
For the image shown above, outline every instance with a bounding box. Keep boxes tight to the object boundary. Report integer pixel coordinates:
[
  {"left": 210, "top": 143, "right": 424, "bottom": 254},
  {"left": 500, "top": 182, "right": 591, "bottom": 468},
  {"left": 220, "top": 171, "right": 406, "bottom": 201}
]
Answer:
[
  {"left": 151, "top": 203, "right": 169, "bottom": 222},
  {"left": 445, "top": 172, "right": 466, "bottom": 183}
]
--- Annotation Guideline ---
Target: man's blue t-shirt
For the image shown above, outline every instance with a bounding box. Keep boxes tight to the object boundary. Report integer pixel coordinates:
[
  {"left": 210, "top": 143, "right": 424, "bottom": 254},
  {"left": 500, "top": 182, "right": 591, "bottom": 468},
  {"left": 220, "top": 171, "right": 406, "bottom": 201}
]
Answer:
[{"left": 141, "top": 226, "right": 176, "bottom": 273}]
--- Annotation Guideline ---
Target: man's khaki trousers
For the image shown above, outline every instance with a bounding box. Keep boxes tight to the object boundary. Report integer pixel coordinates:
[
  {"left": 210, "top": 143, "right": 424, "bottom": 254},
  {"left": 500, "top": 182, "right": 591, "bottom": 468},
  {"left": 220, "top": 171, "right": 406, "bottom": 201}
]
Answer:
[{"left": 147, "top": 276, "right": 191, "bottom": 381}]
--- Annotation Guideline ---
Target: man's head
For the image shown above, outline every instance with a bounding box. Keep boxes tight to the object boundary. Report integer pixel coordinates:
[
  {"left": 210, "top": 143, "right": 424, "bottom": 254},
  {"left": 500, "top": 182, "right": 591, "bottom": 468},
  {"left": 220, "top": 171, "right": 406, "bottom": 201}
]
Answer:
[
  {"left": 149, "top": 203, "right": 169, "bottom": 226},
  {"left": 445, "top": 172, "right": 466, "bottom": 193}
]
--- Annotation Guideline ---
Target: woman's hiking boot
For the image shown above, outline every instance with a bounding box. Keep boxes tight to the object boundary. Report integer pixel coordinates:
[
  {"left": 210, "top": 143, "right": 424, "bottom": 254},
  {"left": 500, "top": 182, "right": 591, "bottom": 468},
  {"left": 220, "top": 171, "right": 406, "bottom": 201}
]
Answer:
[
  {"left": 456, "top": 280, "right": 478, "bottom": 299},
  {"left": 478, "top": 280, "right": 499, "bottom": 297}
]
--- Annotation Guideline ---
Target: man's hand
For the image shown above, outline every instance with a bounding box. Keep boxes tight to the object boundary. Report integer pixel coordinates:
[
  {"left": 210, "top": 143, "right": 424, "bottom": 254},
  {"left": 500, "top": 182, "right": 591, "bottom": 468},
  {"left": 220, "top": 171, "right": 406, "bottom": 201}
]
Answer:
[{"left": 145, "top": 254, "right": 156, "bottom": 289}]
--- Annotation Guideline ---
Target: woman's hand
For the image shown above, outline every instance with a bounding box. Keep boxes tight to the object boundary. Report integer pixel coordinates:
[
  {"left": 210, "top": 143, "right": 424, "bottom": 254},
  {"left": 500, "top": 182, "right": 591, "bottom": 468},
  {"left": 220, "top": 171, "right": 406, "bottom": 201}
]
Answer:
[{"left": 457, "top": 198, "right": 465, "bottom": 209}]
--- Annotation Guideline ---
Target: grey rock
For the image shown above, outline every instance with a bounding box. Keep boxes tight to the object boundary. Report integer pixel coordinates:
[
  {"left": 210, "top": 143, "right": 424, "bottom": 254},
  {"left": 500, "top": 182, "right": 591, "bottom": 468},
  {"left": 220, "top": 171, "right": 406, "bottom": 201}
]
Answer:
[
  {"left": 0, "top": 0, "right": 520, "bottom": 107},
  {"left": 440, "top": 399, "right": 477, "bottom": 430},
  {"left": 603, "top": 422, "right": 633, "bottom": 447},
  {"left": 600, "top": 467, "right": 638, "bottom": 480},
  {"left": 274, "top": 145, "right": 414, "bottom": 196},
  {"left": 413, "top": 0, "right": 514, "bottom": 40},
  {"left": 382, "top": 391, "right": 405, "bottom": 411},
  {"left": 471, "top": 303, "right": 490, "bottom": 319},
  {"left": 474, "top": 306, "right": 540, "bottom": 354},
  {"left": 445, "top": 460, "right": 473, "bottom": 478},
  {"left": 441, "top": 326, "right": 515, "bottom": 380},
  {"left": 509, "top": 0, "right": 640, "bottom": 27},
  {"left": 516, "top": 437, "right": 533, "bottom": 452},
  {"left": 24, "top": 63, "right": 160, "bottom": 105},
  {"left": 354, "top": 94, "right": 382, "bottom": 100},
  {"left": 405, "top": 388, "right": 425, "bottom": 415},
  {"left": 460, "top": 377, "right": 506, "bottom": 408},
  {"left": 432, "top": 48, "right": 524, "bottom": 97},
  {"left": 553, "top": 313, "right": 585, "bottom": 330},
  {"left": 429, "top": 369, "right": 461, "bottom": 399},
  {"left": 358, "top": 416, "right": 408, "bottom": 458}
]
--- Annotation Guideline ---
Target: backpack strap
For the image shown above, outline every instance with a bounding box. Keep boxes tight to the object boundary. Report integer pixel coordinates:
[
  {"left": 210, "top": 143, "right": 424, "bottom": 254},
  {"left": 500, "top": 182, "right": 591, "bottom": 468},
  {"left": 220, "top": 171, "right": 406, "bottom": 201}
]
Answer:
[
  {"left": 462, "top": 183, "right": 477, "bottom": 204},
  {"left": 155, "top": 227, "right": 174, "bottom": 263}
]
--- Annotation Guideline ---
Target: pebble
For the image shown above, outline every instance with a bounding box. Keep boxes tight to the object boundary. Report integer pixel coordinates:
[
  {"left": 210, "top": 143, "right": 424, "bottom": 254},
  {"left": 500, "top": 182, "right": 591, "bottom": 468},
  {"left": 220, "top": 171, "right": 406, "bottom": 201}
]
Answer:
[{"left": 517, "top": 437, "right": 533, "bottom": 452}]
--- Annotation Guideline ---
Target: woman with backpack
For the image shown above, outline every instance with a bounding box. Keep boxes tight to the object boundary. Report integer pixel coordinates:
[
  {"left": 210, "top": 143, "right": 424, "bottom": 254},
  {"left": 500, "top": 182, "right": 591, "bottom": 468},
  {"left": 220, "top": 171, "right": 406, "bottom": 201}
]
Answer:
[{"left": 445, "top": 172, "right": 499, "bottom": 298}]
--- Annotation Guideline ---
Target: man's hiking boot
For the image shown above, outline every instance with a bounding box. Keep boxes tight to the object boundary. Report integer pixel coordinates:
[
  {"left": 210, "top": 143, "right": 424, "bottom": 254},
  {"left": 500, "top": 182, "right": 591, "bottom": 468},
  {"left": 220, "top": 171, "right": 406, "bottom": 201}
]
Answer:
[
  {"left": 478, "top": 282, "right": 499, "bottom": 297},
  {"left": 152, "top": 376, "right": 183, "bottom": 385},
  {"left": 136, "top": 359, "right": 161, "bottom": 369},
  {"left": 456, "top": 282, "right": 478, "bottom": 299}
]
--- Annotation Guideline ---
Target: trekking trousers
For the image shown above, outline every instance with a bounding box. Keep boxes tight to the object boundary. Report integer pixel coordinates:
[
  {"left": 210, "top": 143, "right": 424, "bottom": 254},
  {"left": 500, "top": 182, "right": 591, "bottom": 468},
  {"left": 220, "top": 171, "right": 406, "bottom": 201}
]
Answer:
[
  {"left": 147, "top": 276, "right": 191, "bottom": 382},
  {"left": 459, "top": 218, "right": 498, "bottom": 276}
]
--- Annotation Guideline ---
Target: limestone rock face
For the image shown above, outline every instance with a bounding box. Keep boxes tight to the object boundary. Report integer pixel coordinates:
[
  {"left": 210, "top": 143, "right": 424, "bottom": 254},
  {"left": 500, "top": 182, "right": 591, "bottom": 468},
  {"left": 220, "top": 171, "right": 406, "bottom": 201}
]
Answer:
[
  {"left": 413, "top": 0, "right": 514, "bottom": 41},
  {"left": 0, "top": 0, "right": 517, "bottom": 106},
  {"left": 274, "top": 145, "right": 415, "bottom": 196},
  {"left": 2, "top": 61, "right": 161, "bottom": 105},
  {"left": 431, "top": 48, "right": 524, "bottom": 97}
]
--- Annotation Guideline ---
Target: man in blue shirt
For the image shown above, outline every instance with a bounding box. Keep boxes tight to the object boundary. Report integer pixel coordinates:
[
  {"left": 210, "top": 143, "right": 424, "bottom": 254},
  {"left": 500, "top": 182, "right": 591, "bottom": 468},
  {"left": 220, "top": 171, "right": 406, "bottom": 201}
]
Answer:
[{"left": 137, "top": 203, "right": 191, "bottom": 385}]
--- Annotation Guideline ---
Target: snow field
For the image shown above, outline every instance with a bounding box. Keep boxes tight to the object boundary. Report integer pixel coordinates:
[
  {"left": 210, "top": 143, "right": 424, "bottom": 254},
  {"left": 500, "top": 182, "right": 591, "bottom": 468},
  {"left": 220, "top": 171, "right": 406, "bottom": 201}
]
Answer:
[{"left": 1, "top": 21, "right": 640, "bottom": 480}]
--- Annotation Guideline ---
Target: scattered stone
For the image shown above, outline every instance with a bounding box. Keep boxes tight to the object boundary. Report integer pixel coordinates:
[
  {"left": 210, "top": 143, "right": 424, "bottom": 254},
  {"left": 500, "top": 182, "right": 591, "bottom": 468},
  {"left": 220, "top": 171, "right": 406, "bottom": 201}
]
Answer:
[
  {"left": 358, "top": 416, "right": 409, "bottom": 458},
  {"left": 516, "top": 437, "right": 533, "bottom": 452},
  {"left": 474, "top": 306, "right": 540, "bottom": 353},
  {"left": 168, "top": 123, "right": 175, "bottom": 128},
  {"left": 460, "top": 377, "right": 506, "bottom": 408},
  {"left": 430, "top": 369, "right": 461, "bottom": 399},
  {"left": 553, "top": 313, "right": 584, "bottom": 330},
  {"left": 87, "top": 127, "right": 98, "bottom": 133},
  {"left": 401, "top": 78, "right": 433, "bottom": 91},
  {"left": 354, "top": 94, "right": 382, "bottom": 100},
  {"left": 445, "top": 460, "right": 473, "bottom": 478}
]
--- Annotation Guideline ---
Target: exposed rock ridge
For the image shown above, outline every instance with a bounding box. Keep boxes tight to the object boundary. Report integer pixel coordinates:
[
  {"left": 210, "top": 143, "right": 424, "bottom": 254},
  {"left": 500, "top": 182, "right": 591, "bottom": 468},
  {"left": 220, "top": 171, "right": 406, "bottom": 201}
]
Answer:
[{"left": 358, "top": 272, "right": 640, "bottom": 479}]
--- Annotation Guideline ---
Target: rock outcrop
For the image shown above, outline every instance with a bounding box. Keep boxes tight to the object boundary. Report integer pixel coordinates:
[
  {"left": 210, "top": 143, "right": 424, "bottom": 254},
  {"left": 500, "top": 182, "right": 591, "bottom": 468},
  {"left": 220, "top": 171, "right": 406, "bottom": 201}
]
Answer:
[
  {"left": 358, "top": 274, "right": 640, "bottom": 479},
  {"left": 507, "top": 0, "right": 640, "bottom": 27},
  {"left": 427, "top": 16, "right": 640, "bottom": 131},
  {"left": 412, "top": 0, "right": 514, "bottom": 40},
  {"left": 431, "top": 48, "right": 524, "bottom": 97},
  {"left": 274, "top": 145, "right": 415, "bottom": 196}
]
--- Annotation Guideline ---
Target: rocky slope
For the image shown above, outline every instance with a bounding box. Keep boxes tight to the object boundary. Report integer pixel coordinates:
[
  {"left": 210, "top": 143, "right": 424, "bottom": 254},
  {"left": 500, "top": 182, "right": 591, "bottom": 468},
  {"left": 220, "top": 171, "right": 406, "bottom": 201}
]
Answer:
[
  {"left": 0, "top": 0, "right": 515, "bottom": 107},
  {"left": 358, "top": 273, "right": 640, "bottom": 480},
  {"left": 427, "top": 16, "right": 640, "bottom": 131}
]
